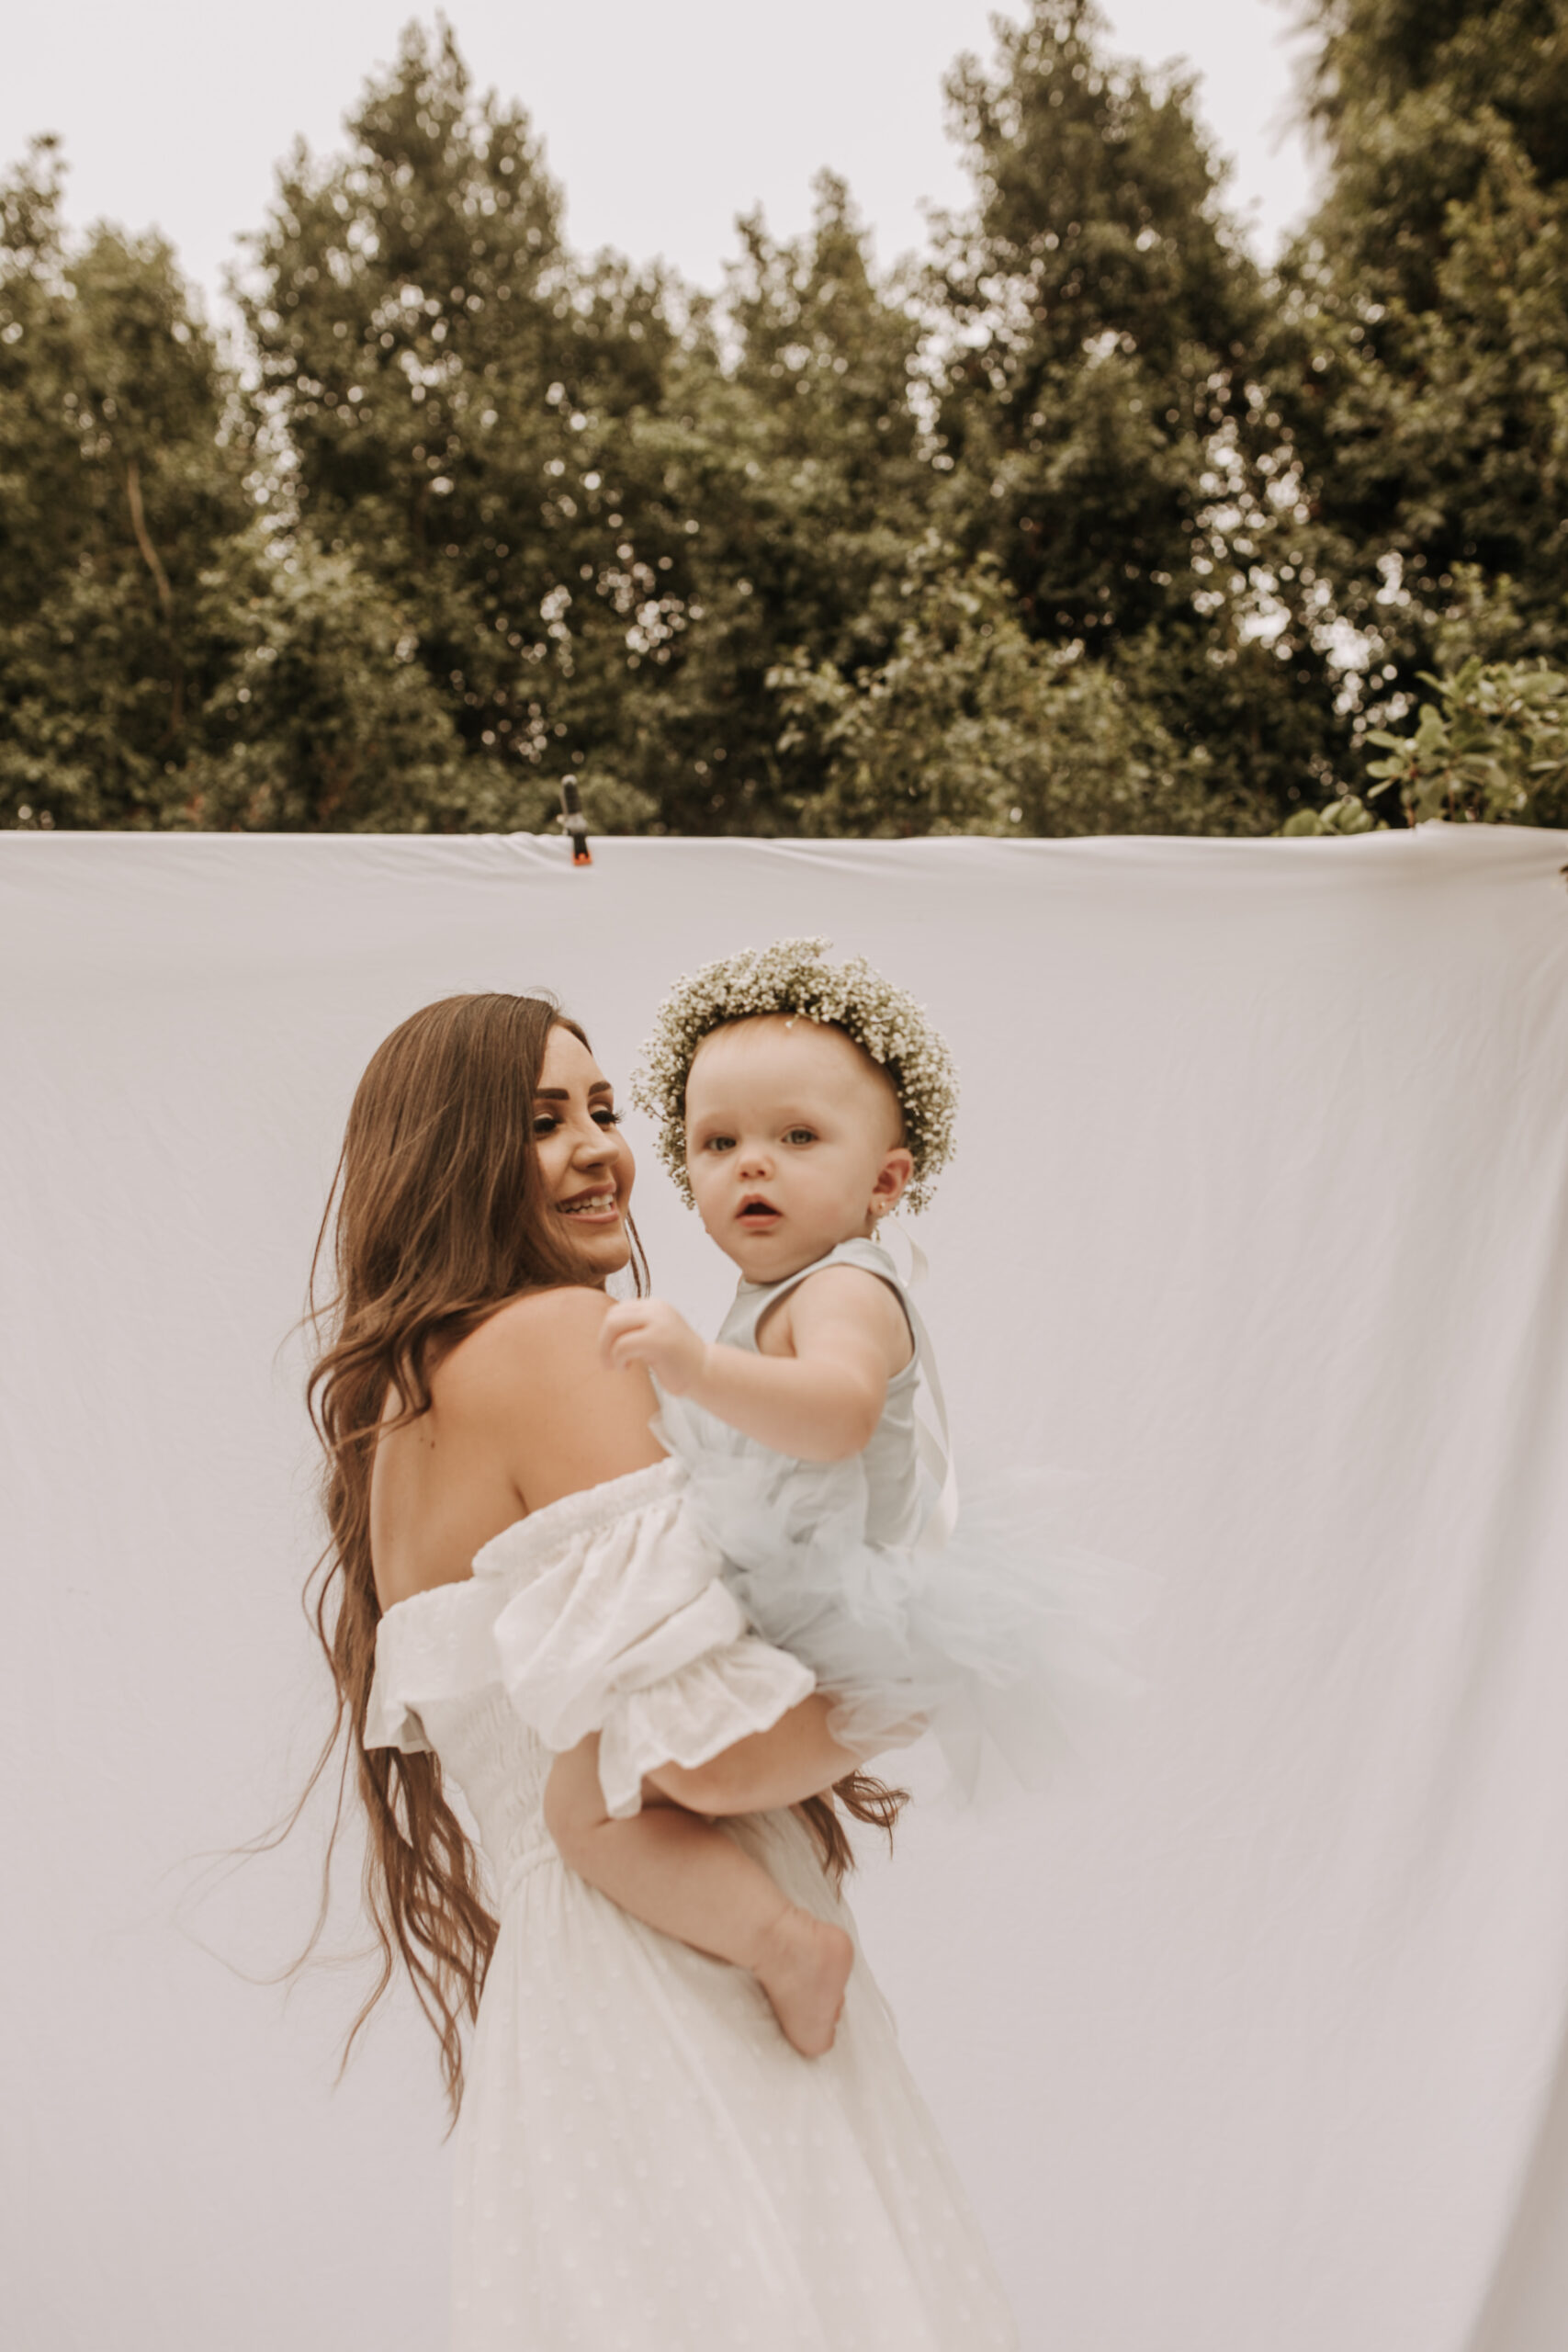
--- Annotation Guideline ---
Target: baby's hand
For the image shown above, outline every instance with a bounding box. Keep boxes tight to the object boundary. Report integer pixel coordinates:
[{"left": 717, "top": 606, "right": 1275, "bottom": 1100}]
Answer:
[{"left": 599, "top": 1298, "right": 708, "bottom": 1395}]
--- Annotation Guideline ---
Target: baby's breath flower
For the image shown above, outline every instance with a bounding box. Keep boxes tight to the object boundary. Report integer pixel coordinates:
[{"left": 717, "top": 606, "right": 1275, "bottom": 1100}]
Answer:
[{"left": 633, "top": 937, "right": 958, "bottom": 1213}]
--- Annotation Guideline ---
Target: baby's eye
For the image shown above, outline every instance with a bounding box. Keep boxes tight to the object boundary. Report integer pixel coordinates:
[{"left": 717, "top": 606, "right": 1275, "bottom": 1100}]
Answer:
[
  {"left": 783, "top": 1127, "right": 817, "bottom": 1147},
  {"left": 701, "top": 1134, "right": 736, "bottom": 1153}
]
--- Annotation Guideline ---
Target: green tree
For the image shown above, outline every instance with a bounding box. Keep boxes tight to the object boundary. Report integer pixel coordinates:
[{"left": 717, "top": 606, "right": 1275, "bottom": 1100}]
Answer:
[
  {"left": 0, "top": 141, "right": 254, "bottom": 825},
  {"left": 1363, "top": 657, "right": 1568, "bottom": 825},
  {"left": 926, "top": 0, "right": 1341, "bottom": 824},
  {"left": 618, "top": 173, "right": 938, "bottom": 832},
  {"left": 1265, "top": 0, "right": 1568, "bottom": 732},
  {"left": 0, "top": 136, "right": 492, "bottom": 831},
  {"left": 241, "top": 19, "right": 669, "bottom": 831},
  {"left": 176, "top": 536, "right": 476, "bottom": 830},
  {"left": 770, "top": 541, "right": 1222, "bottom": 835},
  {"left": 243, "top": 36, "right": 945, "bottom": 837},
  {"left": 18, "top": 6, "right": 1561, "bottom": 842}
]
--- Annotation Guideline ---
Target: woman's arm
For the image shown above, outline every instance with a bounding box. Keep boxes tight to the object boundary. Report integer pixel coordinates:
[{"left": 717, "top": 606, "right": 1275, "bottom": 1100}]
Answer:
[{"left": 646, "top": 1695, "right": 869, "bottom": 1816}]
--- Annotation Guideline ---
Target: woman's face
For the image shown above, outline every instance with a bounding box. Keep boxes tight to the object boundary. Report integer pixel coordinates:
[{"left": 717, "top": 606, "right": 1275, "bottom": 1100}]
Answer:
[{"left": 532, "top": 1023, "right": 635, "bottom": 1280}]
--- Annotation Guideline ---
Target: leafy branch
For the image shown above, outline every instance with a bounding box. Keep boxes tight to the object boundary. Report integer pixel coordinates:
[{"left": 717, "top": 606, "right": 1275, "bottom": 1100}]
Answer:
[{"left": 1365, "top": 660, "right": 1568, "bottom": 826}]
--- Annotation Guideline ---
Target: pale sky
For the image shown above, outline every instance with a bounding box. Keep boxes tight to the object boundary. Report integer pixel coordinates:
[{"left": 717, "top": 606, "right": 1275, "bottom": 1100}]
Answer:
[{"left": 4, "top": 2, "right": 1318, "bottom": 323}]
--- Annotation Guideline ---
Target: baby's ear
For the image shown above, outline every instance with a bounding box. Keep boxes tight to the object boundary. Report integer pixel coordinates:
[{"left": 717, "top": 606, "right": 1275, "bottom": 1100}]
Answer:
[{"left": 872, "top": 1145, "right": 914, "bottom": 1213}]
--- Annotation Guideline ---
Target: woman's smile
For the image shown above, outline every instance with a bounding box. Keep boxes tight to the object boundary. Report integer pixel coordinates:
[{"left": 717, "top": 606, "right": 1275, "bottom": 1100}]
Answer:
[{"left": 556, "top": 1184, "right": 623, "bottom": 1227}]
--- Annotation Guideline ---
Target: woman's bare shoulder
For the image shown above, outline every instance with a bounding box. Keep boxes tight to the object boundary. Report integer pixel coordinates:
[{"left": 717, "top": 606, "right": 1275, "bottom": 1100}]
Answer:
[
  {"left": 442, "top": 1284, "right": 614, "bottom": 1393},
  {"left": 441, "top": 1285, "right": 663, "bottom": 1498}
]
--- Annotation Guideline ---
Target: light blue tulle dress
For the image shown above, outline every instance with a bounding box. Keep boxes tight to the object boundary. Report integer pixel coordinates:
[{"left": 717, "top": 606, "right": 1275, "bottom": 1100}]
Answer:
[{"left": 655, "top": 1237, "right": 1145, "bottom": 1792}]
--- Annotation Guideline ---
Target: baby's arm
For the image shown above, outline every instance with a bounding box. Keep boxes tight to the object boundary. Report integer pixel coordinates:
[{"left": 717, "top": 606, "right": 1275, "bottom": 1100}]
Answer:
[{"left": 600, "top": 1266, "right": 909, "bottom": 1462}]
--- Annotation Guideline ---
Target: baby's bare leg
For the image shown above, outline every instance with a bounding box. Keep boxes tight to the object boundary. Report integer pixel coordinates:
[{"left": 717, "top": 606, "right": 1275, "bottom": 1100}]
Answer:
[
  {"left": 647, "top": 1690, "right": 865, "bottom": 1817},
  {"left": 543, "top": 1736, "right": 853, "bottom": 2057}
]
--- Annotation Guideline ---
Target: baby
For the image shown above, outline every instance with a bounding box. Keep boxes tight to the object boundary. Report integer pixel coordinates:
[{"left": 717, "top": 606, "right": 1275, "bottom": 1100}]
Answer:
[
  {"left": 525, "top": 942, "right": 1125, "bottom": 2058},
  {"left": 542, "top": 987, "right": 928, "bottom": 2056}
]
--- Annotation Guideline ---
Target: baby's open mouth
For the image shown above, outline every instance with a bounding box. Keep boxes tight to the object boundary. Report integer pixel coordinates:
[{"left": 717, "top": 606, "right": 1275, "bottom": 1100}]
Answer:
[{"left": 739, "top": 1197, "right": 778, "bottom": 1220}]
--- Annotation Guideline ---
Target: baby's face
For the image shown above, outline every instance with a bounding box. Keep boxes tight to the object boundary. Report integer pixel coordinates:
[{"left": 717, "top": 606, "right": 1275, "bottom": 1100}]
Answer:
[{"left": 684, "top": 1016, "right": 912, "bottom": 1282}]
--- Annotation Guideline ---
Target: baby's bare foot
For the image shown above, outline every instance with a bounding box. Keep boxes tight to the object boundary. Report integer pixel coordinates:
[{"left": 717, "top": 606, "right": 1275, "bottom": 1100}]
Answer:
[{"left": 750, "top": 1905, "right": 854, "bottom": 2057}]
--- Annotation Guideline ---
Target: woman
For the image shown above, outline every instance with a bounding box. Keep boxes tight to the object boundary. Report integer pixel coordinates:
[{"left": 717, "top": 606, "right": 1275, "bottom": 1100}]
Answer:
[{"left": 307, "top": 991, "right": 1018, "bottom": 2349}]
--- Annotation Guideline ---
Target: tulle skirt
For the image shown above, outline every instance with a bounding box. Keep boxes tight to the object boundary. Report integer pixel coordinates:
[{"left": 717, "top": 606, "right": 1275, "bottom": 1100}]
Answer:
[{"left": 654, "top": 1398, "right": 1153, "bottom": 1795}]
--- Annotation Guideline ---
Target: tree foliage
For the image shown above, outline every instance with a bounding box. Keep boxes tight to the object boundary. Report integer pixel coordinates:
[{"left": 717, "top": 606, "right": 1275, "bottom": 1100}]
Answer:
[
  {"left": 933, "top": 3, "right": 1261, "bottom": 647},
  {"left": 1365, "top": 658, "right": 1568, "bottom": 825},
  {"left": 239, "top": 24, "right": 670, "bottom": 832},
  {"left": 3, "top": 4, "right": 1565, "bottom": 835},
  {"left": 0, "top": 141, "right": 254, "bottom": 824},
  {"left": 1264, "top": 0, "right": 1568, "bottom": 708},
  {"left": 770, "top": 540, "right": 1222, "bottom": 836},
  {"left": 630, "top": 176, "right": 938, "bottom": 833}
]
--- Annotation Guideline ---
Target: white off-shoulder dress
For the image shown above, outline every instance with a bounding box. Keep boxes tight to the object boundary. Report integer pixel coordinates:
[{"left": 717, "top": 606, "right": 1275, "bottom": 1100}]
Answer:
[{"left": 365, "top": 1462, "right": 1020, "bottom": 2351}]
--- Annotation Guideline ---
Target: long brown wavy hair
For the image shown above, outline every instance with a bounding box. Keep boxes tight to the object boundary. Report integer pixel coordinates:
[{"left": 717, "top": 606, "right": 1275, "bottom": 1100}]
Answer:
[{"left": 302, "top": 990, "right": 905, "bottom": 2123}]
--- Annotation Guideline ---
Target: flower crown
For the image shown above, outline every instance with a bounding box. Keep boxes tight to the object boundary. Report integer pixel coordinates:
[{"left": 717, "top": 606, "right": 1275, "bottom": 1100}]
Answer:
[{"left": 632, "top": 936, "right": 958, "bottom": 1214}]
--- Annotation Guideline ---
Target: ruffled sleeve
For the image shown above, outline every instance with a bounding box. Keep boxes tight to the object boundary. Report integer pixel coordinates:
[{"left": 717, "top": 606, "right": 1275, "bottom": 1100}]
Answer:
[
  {"left": 364, "top": 1575, "right": 506, "bottom": 1754},
  {"left": 479, "top": 1460, "right": 814, "bottom": 1819}
]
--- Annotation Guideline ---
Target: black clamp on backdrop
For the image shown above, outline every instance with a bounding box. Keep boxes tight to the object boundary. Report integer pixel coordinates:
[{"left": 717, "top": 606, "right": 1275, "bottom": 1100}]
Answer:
[{"left": 558, "top": 777, "right": 592, "bottom": 867}]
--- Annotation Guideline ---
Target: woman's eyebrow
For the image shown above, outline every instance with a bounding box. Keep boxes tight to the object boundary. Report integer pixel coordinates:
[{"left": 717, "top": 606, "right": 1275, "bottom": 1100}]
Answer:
[{"left": 534, "top": 1081, "right": 614, "bottom": 1101}]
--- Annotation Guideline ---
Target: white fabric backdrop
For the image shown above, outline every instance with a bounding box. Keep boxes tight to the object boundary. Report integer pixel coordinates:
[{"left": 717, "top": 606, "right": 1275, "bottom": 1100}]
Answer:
[{"left": 4, "top": 828, "right": 1567, "bottom": 2352}]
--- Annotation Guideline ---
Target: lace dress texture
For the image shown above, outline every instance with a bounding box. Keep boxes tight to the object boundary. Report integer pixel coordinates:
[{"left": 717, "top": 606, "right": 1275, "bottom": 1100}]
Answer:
[{"left": 365, "top": 1463, "right": 1021, "bottom": 2351}]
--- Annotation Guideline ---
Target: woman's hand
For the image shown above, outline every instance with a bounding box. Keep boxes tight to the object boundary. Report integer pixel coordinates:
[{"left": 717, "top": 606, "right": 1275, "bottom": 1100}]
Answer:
[{"left": 600, "top": 1297, "right": 709, "bottom": 1395}]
